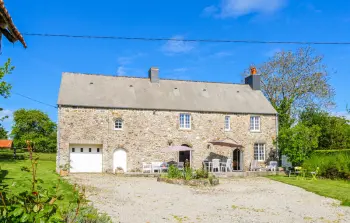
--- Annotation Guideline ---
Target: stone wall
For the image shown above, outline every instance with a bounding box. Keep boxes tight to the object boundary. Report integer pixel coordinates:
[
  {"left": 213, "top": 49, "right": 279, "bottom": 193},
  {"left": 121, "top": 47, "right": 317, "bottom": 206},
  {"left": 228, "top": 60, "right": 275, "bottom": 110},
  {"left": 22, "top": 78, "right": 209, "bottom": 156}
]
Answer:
[{"left": 57, "top": 106, "right": 277, "bottom": 172}]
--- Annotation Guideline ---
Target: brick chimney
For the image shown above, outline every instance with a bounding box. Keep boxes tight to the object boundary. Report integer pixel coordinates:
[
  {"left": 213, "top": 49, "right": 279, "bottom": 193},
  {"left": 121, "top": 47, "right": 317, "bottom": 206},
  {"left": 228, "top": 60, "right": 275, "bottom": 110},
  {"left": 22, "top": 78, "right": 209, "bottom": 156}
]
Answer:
[
  {"left": 148, "top": 67, "right": 159, "bottom": 83},
  {"left": 245, "top": 66, "right": 261, "bottom": 90}
]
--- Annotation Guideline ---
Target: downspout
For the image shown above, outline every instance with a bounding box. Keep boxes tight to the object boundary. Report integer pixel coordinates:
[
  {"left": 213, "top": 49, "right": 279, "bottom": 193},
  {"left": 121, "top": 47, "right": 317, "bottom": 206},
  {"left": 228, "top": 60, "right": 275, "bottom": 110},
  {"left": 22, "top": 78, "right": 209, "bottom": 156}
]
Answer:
[
  {"left": 275, "top": 113, "right": 279, "bottom": 163},
  {"left": 56, "top": 105, "right": 60, "bottom": 173}
]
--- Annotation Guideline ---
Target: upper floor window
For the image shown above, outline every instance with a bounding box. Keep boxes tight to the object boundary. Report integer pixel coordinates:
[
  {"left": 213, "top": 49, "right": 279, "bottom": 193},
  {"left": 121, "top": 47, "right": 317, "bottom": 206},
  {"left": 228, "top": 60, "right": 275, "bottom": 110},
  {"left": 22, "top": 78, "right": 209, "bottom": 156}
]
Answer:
[
  {"left": 179, "top": 113, "right": 191, "bottom": 129},
  {"left": 114, "top": 119, "right": 123, "bottom": 130},
  {"left": 254, "top": 143, "right": 265, "bottom": 161},
  {"left": 250, "top": 116, "right": 260, "bottom": 132},
  {"left": 224, "top": 116, "right": 230, "bottom": 131}
]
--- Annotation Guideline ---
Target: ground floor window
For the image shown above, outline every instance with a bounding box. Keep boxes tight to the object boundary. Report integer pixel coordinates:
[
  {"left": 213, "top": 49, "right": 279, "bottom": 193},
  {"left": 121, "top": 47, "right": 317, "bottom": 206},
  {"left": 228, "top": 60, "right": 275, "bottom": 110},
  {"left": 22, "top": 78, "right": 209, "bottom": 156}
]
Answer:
[{"left": 254, "top": 143, "right": 265, "bottom": 161}]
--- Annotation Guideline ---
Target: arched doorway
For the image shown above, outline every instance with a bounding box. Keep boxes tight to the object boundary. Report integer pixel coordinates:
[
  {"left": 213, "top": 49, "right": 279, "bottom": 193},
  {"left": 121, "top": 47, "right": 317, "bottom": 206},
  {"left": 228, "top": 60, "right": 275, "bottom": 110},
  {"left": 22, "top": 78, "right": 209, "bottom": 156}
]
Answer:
[
  {"left": 113, "top": 149, "right": 127, "bottom": 173},
  {"left": 232, "top": 148, "right": 243, "bottom": 171},
  {"left": 179, "top": 144, "right": 192, "bottom": 167}
]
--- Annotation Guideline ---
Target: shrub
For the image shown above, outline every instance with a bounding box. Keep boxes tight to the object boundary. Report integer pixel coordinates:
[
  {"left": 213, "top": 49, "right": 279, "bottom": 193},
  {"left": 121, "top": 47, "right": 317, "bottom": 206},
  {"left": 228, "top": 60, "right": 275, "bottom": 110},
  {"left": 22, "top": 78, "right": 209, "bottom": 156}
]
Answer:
[
  {"left": 184, "top": 167, "right": 193, "bottom": 181},
  {"left": 167, "top": 165, "right": 183, "bottom": 179},
  {"left": 303, "top": 152, "right": 350, "bottom": 179},
  {"left": 194, "top": 168, "right": 209, "bottom": 179}
]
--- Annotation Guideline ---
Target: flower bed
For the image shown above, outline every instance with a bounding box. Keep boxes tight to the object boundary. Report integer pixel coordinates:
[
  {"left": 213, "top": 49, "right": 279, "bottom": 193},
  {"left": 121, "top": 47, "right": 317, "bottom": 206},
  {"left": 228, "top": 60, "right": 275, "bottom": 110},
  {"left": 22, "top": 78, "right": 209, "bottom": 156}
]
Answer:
[{"left": 157, "top": 176, "right": 219, "bottom": 186}]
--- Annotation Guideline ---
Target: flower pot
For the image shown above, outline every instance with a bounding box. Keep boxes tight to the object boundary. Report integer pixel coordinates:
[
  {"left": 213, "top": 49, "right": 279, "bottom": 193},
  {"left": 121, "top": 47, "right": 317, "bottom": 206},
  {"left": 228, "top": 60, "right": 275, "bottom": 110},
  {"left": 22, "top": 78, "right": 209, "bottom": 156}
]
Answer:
[{"left": 60, "top": 170, "right": 69, "bottom": 176}]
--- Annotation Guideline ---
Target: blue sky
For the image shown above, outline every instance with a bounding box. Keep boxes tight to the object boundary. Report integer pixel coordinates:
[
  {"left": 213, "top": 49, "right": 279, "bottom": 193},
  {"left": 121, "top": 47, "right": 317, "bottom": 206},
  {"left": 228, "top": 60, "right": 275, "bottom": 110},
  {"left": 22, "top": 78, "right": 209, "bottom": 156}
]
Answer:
[{"left": 1, "top": 0, "right": 350, "bottom": 131}]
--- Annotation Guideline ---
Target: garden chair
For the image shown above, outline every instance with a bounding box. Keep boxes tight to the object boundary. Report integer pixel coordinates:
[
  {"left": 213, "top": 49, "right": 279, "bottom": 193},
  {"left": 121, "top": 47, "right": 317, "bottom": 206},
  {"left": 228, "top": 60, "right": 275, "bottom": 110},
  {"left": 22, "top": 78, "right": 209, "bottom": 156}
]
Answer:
[
  {"left": 295, "top": 166, "right": 305, "bottom": 180},
  {"left": 212, "top": 159, "right": 220, "bottom": 172},
  {"left": 221, "top": 159, "right": 232, "bottom": 172},
  {"left": 177, "top": 162, "right": 184, "bottom": 170},
  {"left": 266, "top": 161, "right": 278, "bottom": 171},
  {"left": 151, "top": 162, "right": 162, "bottom": 173},
  {"left": 142, "top": 162, "right": 152, "bottom": 173},
  {"left": 310, "top": 167, "right": 320, "bottom": 180},
  {"left": 250, "top": 160, "right": 261, "bottom": 171}
]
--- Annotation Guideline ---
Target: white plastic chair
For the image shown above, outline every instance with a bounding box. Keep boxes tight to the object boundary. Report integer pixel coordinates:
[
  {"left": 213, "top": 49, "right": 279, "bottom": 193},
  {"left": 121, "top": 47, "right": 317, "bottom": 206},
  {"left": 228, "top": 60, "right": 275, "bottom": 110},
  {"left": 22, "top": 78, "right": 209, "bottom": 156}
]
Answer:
[
  {"left": 250, "top": 160, "right": 261, "bottom": 171},
  {"left": 221, "top": 159, "right": 232, "bottom": 172},
  {"left": 266, "top": 161, "right": 278, "bottom": 171},
  {"left": 142, "top": 162, "right": 152, "bottom": 173},
  {"left": 212, "top": 159, "right": 220, "bottom": 172},
  {"left": 151, "top": 162, "right": 162, "bottom": 173}
]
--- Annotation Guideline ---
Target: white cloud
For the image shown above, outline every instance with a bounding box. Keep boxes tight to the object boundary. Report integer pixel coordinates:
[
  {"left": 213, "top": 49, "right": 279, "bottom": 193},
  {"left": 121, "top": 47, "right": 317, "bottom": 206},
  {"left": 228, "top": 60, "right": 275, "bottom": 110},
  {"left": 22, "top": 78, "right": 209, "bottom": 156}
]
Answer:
[
  {"left": 0, "top": 109, "right": 13, "bottom": 131},
  {"left": 173, "top": 68, "right": 188, "bottom": 72},
  {"left": 202, "top": 5, "right": 218, "bottom": 16},
  {"left": 116, "top": 66, "right": 127, "bottom": 76},
  {"left": 162, "top": 35, "right": 195, "bottom": 55},
  {"left": 117, "top": 53, "right": 144, "bottom": 65},
  {"left": 332, "top": 111, "right": 350, "bottom": 120},
  {"left": 211, "top": 51, "right": 234, "bottom": 58},
  {"left": 205, "top": 0, "right": 287, "bottom": 18}
]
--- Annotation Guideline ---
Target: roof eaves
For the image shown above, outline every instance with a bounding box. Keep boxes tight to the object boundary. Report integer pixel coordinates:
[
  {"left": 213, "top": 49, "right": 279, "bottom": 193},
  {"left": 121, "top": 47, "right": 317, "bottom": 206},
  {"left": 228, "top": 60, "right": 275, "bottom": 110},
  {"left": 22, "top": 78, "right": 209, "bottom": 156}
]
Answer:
[{"left": 0, "top": 0, "right": 27, "bottom": 48}]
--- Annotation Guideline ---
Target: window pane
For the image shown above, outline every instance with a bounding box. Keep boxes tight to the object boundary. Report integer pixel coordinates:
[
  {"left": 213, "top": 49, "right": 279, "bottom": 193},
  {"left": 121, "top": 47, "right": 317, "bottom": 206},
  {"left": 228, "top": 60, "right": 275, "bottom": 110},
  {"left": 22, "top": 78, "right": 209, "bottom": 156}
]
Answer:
[
  {"left": 80, "top": 148, "right": 83, "bottom": 152},
  {"left": 225, "top": 116, "right": 230, "bottom": 130}
]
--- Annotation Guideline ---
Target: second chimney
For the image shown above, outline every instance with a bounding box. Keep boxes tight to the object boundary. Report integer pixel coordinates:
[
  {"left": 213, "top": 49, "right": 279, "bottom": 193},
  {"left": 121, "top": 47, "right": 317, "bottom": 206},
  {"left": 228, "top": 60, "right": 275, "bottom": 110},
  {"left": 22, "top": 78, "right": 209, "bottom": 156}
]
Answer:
[
  {"left": 149, "top": 67, "right": 159, "bottom": 83},
  {"left": 245, "top": 66, "right": 261, "bottom": 90}
]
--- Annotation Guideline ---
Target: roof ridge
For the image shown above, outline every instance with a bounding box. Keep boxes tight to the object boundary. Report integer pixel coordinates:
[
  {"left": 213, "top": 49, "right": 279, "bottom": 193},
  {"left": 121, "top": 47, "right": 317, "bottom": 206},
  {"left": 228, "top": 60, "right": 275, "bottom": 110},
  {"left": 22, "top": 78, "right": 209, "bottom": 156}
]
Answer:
[{"left": 62, "top": 72, "right": 246, "bottom": 86}]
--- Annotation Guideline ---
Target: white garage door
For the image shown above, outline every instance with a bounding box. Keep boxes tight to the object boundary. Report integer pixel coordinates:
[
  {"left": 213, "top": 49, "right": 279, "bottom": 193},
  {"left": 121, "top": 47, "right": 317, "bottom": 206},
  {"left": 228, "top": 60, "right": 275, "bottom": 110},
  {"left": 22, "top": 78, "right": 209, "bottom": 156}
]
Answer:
[{"left": 69, "top": 145, "right": 102, "bottom": 173}]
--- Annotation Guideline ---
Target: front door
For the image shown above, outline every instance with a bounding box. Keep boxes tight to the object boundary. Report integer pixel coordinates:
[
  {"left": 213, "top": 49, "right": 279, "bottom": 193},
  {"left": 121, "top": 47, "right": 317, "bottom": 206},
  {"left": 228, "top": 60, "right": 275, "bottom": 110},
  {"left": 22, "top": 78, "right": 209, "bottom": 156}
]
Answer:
[
  {"left": 232, "top": 149, "right": 242, "bottom": 171},
  {"left": 113, "top": 149, "right": 127, "bottom": 173}
]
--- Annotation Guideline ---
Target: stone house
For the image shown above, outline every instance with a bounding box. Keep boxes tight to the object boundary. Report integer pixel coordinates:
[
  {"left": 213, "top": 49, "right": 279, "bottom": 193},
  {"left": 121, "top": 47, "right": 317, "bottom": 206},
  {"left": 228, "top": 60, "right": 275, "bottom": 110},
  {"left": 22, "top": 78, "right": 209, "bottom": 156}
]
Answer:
[{"left": 57, "top": 68, "right": 278, "bottom": 173}]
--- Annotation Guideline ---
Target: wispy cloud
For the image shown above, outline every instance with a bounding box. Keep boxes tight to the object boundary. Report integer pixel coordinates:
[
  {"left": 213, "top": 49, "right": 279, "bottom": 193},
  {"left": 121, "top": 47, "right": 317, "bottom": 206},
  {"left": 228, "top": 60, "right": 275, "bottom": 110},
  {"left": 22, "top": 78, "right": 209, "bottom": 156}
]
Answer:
[
  {"left": 204, "top": 0, "right": 287, "bottom": 18},
  {"left": 211, "top": 51, "right": 234, "bottom": 58},
  {"left": 0, "top": 109, "right": 13, "bottom": 131},
  {"left": 116, "top": 66, "right": 127, "bottom": 76},
  {"left": 117, "top": 53, "right": 144, "bottom": 65},
  {"left": 302, "top": 3, "right": 322, "bottom": 13},
  {"left": 173, "top": 68, "right": 189, "bottom": 72},
  {"left": 264, "top": 48, "right": 281, "bottom": 57},
  {"left": 332, "top": 111, "right": 350, "bottom": 120},
  {"left": 162, "top": 35, "right": 195, "bottom": 55}
]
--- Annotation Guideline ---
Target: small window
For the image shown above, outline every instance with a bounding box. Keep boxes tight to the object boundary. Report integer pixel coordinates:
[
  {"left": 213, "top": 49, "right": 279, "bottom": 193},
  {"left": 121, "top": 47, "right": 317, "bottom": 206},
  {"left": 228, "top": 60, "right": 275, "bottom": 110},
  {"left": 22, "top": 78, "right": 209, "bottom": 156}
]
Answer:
[
  {"left": 250, "top": 116, "right": 260, "bottom": 131},
  {"left": 80, "top": 148, "right": 83, "bottom": 152},
  {"left": 72, "top": 148, "right": 75, "bottom": 152},
  {"left": 224, "top": 116, "right": 230, "bottom": 131},
  {"left": 179, "top": 113, "right": 191, "bottom": 129},
  {"left": 89, "top": 148, "right": 92, "bottom": 152},
  {"left": 254, "top": 143, "right": 265, "bottom": 161},
  {"left": 114, "top": 119, "right": 123, "bottom": 130},
  {"left": 97, "top": 148, "right": 100, "bottom": 153}
]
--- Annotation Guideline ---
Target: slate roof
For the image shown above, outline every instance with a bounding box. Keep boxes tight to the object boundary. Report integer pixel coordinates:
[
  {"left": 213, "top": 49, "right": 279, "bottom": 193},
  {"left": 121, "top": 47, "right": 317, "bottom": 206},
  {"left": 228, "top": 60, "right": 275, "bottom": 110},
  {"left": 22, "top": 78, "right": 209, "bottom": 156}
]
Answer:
[
  {"left": 0, "top": 0, "right": 26, "bottom": 48},
  {"left": 58, "top": 72, "right": 277, "bottom": 114}
]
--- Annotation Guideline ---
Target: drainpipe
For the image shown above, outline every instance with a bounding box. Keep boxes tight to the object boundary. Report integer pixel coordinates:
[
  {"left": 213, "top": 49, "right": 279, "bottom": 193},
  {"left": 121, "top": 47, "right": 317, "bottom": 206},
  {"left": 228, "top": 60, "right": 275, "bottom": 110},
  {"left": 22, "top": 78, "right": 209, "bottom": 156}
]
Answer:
[
  {"left": 57, "top": 105, "right": 60, "bottom": 173},
  {"left": 275, "top": 113, "right": 279, "bottom": 164}
]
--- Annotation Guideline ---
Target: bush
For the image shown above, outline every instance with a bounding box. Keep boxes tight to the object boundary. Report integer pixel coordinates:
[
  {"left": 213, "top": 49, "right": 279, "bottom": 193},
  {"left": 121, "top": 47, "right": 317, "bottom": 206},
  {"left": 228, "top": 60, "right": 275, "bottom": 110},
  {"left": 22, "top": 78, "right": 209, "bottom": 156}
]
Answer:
[
  {"left": 167, "top": 165, "right": 183, "bottom": 179},
  {"left": 303, "top": 152, "right": 350, "bottom": 179},
  {"left": 194, "top": 168, "right": 209, "bottom": 179}
]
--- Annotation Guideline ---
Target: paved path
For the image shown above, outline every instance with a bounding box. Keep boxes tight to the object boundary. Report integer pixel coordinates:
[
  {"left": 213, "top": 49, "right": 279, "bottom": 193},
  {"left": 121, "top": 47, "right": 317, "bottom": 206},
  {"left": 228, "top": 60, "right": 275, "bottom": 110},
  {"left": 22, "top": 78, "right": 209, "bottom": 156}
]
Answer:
[{"left": 68, "top": 174, "right": 350, "bottom": 223}]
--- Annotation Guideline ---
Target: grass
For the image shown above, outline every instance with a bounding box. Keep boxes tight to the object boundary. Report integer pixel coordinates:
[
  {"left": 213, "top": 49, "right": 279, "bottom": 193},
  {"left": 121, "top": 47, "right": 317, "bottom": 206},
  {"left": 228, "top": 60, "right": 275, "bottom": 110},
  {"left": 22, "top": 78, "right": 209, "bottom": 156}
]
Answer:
[
  {"left": 0, "top": 152, "right": 75, "bottom": 208},
  {"left": 268, "top": 175, "right": 350, "bottom": 206}
]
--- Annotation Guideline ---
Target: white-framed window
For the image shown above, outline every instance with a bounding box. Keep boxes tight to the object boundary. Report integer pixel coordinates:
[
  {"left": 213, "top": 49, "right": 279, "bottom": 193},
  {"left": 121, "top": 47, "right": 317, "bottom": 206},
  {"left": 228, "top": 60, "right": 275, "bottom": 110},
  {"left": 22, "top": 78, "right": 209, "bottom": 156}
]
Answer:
[
  {"left": 250, "top": 116, "right": 260, "bottom": 131},
  {"left": 179, "top": 113, "right": 191, "bottom": 129},
  {"left": 224, "top": 116, "right": 230, "bottom": 131},
  {"left": 114, "top": 119, "right": 123, "bottom": 130},
  {"left": 254, "top": 143, "right": 265, "bottom": 161}
]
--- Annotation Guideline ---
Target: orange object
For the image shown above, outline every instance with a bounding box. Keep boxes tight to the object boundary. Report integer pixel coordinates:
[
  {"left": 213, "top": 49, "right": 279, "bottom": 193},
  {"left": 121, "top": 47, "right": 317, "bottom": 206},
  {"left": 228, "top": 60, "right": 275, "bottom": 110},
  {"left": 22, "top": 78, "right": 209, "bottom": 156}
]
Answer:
[
  {"left": 0, "top": 140, "right": 13, "bottom": 149},
  {"left": 250, "top": 66, "right": 257, "bottom": 75}
]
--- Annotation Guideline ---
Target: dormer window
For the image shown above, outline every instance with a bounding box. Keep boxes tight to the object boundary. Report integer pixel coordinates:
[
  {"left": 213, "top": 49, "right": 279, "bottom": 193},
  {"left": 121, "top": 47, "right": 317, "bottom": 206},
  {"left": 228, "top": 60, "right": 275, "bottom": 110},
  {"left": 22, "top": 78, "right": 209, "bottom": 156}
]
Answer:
[
  {"left": 114, "top": 119, "right": 123, "bottom": 130},
  {"left": 224, "top": 116, "right": 230, "bottom": 131}
]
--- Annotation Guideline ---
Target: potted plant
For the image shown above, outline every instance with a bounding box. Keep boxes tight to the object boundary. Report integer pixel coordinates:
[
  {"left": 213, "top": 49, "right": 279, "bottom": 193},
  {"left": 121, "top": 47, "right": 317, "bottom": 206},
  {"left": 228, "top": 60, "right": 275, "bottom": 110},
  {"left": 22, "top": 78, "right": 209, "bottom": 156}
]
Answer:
[{"left": 59, "top": 163, "right": 70, "bottom": 176}]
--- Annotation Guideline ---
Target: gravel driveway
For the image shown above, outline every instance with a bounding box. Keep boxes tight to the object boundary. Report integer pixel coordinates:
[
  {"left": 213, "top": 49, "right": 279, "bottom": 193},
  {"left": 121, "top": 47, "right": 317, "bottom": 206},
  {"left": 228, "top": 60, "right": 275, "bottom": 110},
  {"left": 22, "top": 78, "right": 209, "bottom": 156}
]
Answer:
[{"left": 68, "top": 174, "right": 350, "bottom": 223}]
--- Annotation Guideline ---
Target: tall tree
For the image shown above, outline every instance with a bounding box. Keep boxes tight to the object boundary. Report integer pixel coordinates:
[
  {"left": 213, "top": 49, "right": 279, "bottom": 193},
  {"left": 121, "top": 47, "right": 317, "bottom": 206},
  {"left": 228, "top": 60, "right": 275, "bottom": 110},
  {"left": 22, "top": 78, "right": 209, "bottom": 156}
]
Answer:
[
  {"left": 244, "top": 47, "right": 334, "bottom": 129},
  {"left": 11, "top": 109, "right": 57, "bottom": 152},
  {"left": 300, "top": 108, "right": 350, "bottom": 150},
  {"left": 0, "top": 59, "right": 14, "bottom": 139}
]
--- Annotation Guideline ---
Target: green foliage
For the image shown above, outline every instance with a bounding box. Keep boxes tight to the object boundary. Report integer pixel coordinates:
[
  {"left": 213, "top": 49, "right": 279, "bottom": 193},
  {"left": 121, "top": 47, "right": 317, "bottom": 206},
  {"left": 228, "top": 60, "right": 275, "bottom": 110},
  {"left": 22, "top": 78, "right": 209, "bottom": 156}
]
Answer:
[
  {"left": 193, "top": 168, "right": 209, "bottom": 179},
  {"left": 167, "top": 165, "right": 183, "bottom": 179},
  {"left": 11, "top": 109, "right": 57, "bottom": 153},
  {"left": 300, "top": 108, "right": 350, "bottom": 150},
  {"left": 184, "top": 167, "right": 193, "bottom": 181},
  {"left": 0, "top": 59, "right": 14, "bottom": 140},
  {"left": 279, "top": 123, "right": 321, "bottom": 165},
  {"left": 313, "top": 149, "right": 350, "bottom": 155},
  {"left": 303, "top": 153, "right": 350, "bottom": 180},
  {"left": 0, "top": 143, "right": 111, "bottom": 222}
]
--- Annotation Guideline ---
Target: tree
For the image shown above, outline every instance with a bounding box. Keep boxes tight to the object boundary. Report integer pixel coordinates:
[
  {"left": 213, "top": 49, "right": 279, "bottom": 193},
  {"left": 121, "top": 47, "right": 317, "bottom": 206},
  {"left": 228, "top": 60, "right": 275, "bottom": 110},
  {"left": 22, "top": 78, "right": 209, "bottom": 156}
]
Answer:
[
  {"left": 11, "top": 109, "right": 57, "bottom": 152},
  {"left": 0, "top": 59, "right": 14, "bottom": 139},
  {"left": 300, "top": 108, "right": 350, "bottom": 150},
  {"left": 278, "top": 123, "right": 321, "bottom": 165},
  {"left": 244, "top": 47, "right": 334, "bottom": 129}
]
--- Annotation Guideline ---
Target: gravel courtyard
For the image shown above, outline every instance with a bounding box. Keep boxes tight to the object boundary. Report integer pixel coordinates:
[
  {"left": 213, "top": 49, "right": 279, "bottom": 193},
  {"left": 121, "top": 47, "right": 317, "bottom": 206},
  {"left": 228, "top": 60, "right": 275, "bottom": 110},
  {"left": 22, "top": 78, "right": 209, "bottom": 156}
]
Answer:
[{"left": 68, "top": 174, "right": 350, "bottom": 223}]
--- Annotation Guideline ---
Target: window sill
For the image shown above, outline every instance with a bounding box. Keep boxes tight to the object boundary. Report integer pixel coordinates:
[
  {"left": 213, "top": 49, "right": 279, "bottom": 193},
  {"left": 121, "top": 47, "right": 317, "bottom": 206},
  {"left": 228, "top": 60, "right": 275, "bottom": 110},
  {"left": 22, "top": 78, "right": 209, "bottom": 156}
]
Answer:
[
  {"left": 250, "top": 130, "right": 261, "bottom": 133},
  {"left": 179, "top": 128, "right": 191, "bottom": 131},
  {"left": 224, "top": 129, "right": 231, "bottom": 132},
  {"left": 114, "top": 129, "right": 123, "bottom": 131}
]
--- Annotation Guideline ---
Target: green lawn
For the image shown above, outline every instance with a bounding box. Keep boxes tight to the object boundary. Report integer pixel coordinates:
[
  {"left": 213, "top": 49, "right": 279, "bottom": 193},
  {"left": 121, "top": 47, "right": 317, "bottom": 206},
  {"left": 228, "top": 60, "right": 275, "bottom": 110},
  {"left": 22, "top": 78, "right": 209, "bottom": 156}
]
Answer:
[
  {"left": 0, "top": 152, "right": 75, "bottom": 208},
  {"left": 268, "top": 175, "right": 350, "bottom": 206}
]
